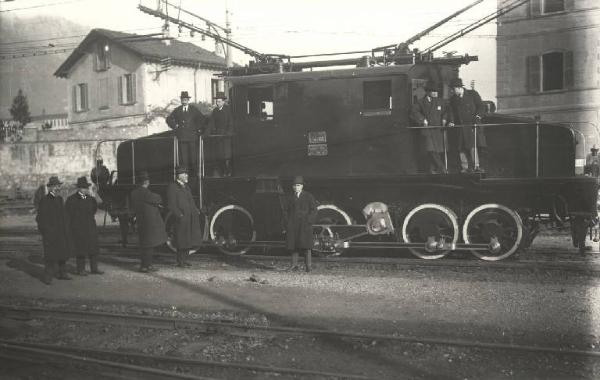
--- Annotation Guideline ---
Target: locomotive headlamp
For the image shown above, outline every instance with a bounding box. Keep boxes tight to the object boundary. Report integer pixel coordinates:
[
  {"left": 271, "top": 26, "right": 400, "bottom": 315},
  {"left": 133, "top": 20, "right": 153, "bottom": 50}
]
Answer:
[{"left": 363, "top": 202, "right": 394, "bottom": 235}]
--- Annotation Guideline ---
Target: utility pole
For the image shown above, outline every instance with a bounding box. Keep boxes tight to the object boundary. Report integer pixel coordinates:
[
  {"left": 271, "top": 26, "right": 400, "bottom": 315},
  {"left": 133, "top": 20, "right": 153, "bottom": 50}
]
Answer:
[{"left": 225, "top": 5, "right": 232, "bottom": 68}]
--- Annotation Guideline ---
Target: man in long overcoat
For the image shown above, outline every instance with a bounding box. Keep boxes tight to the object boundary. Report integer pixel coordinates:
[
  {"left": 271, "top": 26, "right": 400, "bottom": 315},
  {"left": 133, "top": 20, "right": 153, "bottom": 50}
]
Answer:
[
  {"left": 36, "top": 176, "right": 72, "bottom": 284},
  {"left": 166, "top": 91, "right": 207, "bottom": 175},
  {"left": 207, "top": 92, "right": 234, "bottom": 176},
  {"left": 130, "top": 171, "right": 167, "bottom": 272},
  {"left": 285, "top": 176, "right": 318, "bottom": 272},
  {"left": 167, "top": 166, "right": 202, "bottom": 267},
  {"left": 447, "top": 77, "right": 487, "bottom": 172},
  {"left": 410, "top": 81, "right": 447, "bottom": 174},
  {"left": 65, "top": 176, "right": 103, "bottom": 275}
]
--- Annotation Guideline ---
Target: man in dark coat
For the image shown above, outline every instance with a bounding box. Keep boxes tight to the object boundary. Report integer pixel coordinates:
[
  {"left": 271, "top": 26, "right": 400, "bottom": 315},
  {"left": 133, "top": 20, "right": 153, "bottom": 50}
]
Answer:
[
  {"left": 167, "top": 166, "right": 202, "bottom": 267},
  {"left": 36, "top": 176, "right": 72, "bottom": 284},
  {"left": 131, "top": 171, "right": 167, "bottom": 272},
  {"left": 207, "top": 92, "right": 234, "bottom": 176},
  {"left": 90, "top": 157, "right": 110, "bottom": 198},
  {"left": 410, "top": 81, "right": 448, "bottom": 174},
  {"left": 447, "top": 77, "right": 487, "bottom": 173},
  {"left": 285, "top": 176, "right": 318, "bottom": 272},
  {"left": 65, "top": 176, "right": 104, "bottom": 275},
  {"left": 166, "top": 91, "right": 207, "bottom": 175}
]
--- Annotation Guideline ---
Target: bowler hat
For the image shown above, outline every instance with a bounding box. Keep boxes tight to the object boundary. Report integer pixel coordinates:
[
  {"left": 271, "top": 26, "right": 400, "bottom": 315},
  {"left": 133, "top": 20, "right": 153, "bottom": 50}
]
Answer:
[
  {"left": 592, "top": 145, "right": 599, "bottom": 152},
  {"left": 215, "top": 92, "right": 227, "bottom": 100},
  {"left": 425, "top": 81, "right": 438, "bottom": 92},
  {"left": 293, "top": 175, "right": 304, "bottom": 185},
  {"left": 75, "top": 176, "right": 92, "bottom": 188},
  {"left": 137, "top": 171, "right": 150, "bottom": 182},
  {"left": 47, "top": 176, "right": 62, "bottom": 187},
  {"left": 175, "top": 166, "right": 188, "bottom": 175},
  {"left": 180, "top": 91, "right": 191, "bottom": 99},
  {"left": 449, "top": 77, "right": 464, "bottom": 88}
]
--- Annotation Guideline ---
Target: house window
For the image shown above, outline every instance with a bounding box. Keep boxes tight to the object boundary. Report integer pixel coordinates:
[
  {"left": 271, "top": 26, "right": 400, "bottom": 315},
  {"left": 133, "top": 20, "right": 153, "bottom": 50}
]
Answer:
[
  {"left": 95, "top": 42, "right": 111, "bottom": 71},
  {"left": 526, "top": 51, "right": 573, "bottom": 93},
  {"left": 72, "top": 83, "right": 89, "bottom": 112},
  {"left": 247, "top": 87, "right": 273, "bottom": 121},
  {"left": 211, "top": 79, "right": 223, "bottom": 104},
  {"left": 118, "top": 73, "right": 136, "bottom": 105},
  {"left": 363, "top": 80, "right": 391, "bottom": 110},
  {"left": 98, "top": 78, "right": 109, "bottom": 109},
  {"left": 542, "top": 0, "right": 564, "bottom": 14}
]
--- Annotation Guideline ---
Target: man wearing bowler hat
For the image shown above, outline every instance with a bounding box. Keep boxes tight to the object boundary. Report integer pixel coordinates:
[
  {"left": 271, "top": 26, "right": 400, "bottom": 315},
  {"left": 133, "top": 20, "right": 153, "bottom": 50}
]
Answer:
[
  {"left": 36, "top": 176, "right": 72, "bottom": 284},
  {"left": 447, "top": 77, "right": 487, "bottom": 173},
  {"left": 207, "top": 92, "right": 234, "bottom": 176},
  {"left": 131, "top": 171, "right": 167, "bottom": 272},
  {"left": 410, "top": 81, "right": 448, "bottom": 174},
  {"left": 167, "top": 166, "right": 202, "bottom": 267},
  {"left": 166, "top": 91, "right": 207, "bottom": 174},
  {"left": 65, "top": 176, "right": 104, "bottom": 275},
  {"left": 285, "top": 176, "right": 318, "bottom": 272}
]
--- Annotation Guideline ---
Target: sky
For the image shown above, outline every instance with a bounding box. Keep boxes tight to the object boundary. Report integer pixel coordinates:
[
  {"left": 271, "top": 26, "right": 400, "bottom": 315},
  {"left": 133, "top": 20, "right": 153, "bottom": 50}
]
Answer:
[{"left": 0, "top": 0, "right": 499, "bottom": 100}]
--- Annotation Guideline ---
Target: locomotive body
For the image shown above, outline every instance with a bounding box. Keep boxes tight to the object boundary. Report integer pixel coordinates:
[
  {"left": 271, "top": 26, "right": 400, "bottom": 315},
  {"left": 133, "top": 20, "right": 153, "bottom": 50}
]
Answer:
[{"left": 107, "top": 58, "right": 598, "bottom": 260}]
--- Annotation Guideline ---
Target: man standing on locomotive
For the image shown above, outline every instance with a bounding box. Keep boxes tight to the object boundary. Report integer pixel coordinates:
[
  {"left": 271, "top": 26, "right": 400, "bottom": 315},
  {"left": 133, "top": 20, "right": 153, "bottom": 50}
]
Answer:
[
  {"left": 65, "top": 176, "right": 104, "bottom": 276},
  {"left": 447, "top": 77, "right": 487, "bottom": 173},
  {"left": 36, "top": 176, "right": 73, "bottom": 284},
  {"left": 207, "top": 92, "right": 234, "bottom": 177},
  {"left": 166, "top": 91, "right": 207, "bottom": 175},
  {"left": 167, "top": 166, "right": 202, "bottom": 267},
  {"left": 285, "top": 176, "right": 318, "bottom": 272},
  {"left": 130, "top": 171, "right": 167, "bottom": 273},
  {"left": 410, "top": 81, "right": 447, "bottom": 174}
]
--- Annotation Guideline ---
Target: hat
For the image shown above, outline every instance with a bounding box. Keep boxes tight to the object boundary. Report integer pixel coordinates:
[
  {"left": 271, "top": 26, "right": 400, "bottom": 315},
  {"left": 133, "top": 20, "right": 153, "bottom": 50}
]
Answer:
[
  {"left": 175, "top": 166, "right": 188, "bottom": 175},
  {"left": 96, "top": 157, "right": 103, "bottom": 163},
  {"left": 47, "top": 176, "right": 62, "bottom": 187},
  {"left": 137, "top": 171, "right": 150, "bottom": 182},
  {"left": 449, "top": 77, "right": 464, "bottom": 88},
  {"left": 180, "top": 91, "right": 191, "bottom": 99},
  {"left": 425, "top": 81, "right": 438, "bottom": 92},
  {"left": 592, "top": 145, "right": 599, "bottom": 152},
  {"left": 215, "top": 92, "right": 227, "bottom": 100},
  {"left": 293, "top": 176, "right": 304, "bottom": 185},
  {"left": 75, "top": 176, "right": 92, "bottom": 188}
]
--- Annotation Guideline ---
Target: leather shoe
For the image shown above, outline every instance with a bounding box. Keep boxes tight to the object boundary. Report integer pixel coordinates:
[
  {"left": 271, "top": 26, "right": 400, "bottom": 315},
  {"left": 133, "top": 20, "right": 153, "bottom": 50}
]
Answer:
[
  {"left": 76, "top": 270, "right": 88, "bottom": 276},
  {"left": 90, "top": 270, "right": 104, "bottom": 275},
  {"left": 57, "top": 274, "right": 72, "bottom": 280},
  {"left": 139, "top": 267, "right": 149, "bottom": 273},
  {"left": 286, "top": 265, "right": 299, "bottom": 272},
  {"left": 147, "top": 266, "right": 159, "bottom": 272}
]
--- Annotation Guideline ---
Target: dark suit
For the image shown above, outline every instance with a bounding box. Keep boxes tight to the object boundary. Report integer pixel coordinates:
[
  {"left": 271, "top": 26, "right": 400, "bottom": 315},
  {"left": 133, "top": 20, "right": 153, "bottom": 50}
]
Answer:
[
  {"left": 65, "top": 192, "right": 100, "bottom": 273},
  {"left": 36, "top": 192, "right": 72, "bottom": 280},
  {"left": 448, "top": 89, "right": 487, "bottom": 170},
  {"left": 286, "top": 191, "right": 317, "bottom": 251},
  {"left": 207, "top": 105, "right": 234, "bottom": 176},
  {"left": 167, "top": 181, "right": 202, "bottom": 250},
  {"left": 410, "top": 96, "right": 447, "bottom": 173},
  {"left": 131, "top": 185, "right": 167, "bottom": 269},
  {"left": 166, "top": 104, "right": 207, "bottom": 173}
]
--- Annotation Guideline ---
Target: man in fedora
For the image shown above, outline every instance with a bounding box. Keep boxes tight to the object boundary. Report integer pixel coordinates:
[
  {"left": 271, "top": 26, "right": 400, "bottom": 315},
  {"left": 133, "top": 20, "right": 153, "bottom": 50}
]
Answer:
[
  {"left": 285, "top": 176, "right": 317, "bottom": 272},
  {"left": 130, "top": 171, "right": 167, "bottom": 272},
  {"left": 167, "top": 166, "right": 202, "bottom": 267},
  {"left": 447, "top": 77, "right": 487, "bottom": 173},
  {"left": 36, "top": 176, "right": 72, "bottom": 284},
  {"left": 207, "top": 92, "right": 234, "bottom": 176},
  {"left": 166, "top": 91, "right": 207, "bottom": 175},
  {"left": 65, "top": 176, "right": 104, "bottom": 275},
  {"left": 410, "top": 81, "right": 448, "bottom": 174}
]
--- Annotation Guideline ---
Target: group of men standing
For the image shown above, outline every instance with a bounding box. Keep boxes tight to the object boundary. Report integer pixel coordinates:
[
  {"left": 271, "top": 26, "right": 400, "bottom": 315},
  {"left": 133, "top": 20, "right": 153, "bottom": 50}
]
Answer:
[{"left": 410, "top": 77, "right": 486, "bottom": 174}]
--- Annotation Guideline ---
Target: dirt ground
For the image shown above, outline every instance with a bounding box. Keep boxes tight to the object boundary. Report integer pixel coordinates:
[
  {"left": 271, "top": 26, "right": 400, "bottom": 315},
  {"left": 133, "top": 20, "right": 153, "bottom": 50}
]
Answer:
[{"left": 1, "top": 207, "right": 600, "bottom": 379}]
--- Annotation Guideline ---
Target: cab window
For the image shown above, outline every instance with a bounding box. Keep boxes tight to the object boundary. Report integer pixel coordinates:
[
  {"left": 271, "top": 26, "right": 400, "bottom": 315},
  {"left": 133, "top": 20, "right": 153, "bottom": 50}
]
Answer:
[{"left": 247, "top": 87, "right": 274, "bottom": 121}]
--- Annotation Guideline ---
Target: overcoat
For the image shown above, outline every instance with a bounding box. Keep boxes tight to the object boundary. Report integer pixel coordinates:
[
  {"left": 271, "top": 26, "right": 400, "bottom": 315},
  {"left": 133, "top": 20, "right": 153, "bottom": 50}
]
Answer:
[
  {"left": 65, "top": 192, "right": 99, "bottom": 256},
  {"left": 410, "top": 96, "right": 446, "bottom": 153},
  {"left": 207, "top": 105, "right": 234, "bottom": 162},
  {"left": 447, "top": 89, "right": 487, "bottom": 150},
  {"left": 36, "top": 193, "right": 72, "bottom": 261},
  {"left": 167, "top": 182, "right": 202, "bottom": 249},
  {"left": 130, "top": 185, "right": 167, "bottom": 248},
  {"left": 166, "top": 105, "right": 207, "bottom": 142},
  {"left": 285, "top": 191, "right": 318, "bottom": 250}
]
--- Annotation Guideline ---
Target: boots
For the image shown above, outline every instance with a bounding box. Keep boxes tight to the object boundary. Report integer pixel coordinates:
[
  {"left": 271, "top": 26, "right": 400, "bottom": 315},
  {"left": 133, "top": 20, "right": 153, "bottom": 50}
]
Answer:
[
  {"left": 304, "top": 250, "right": 312, "bottom": 272},
  {"left": 75, "top": 256, "right": 88, "bottom": 276},
  {"left": 177, "top": 250, "right": 191, "bottom": 268},
  {"left": 56, "top": 261, "right": 72, "bottom": 280},
  {"left": 90, "top": 256, "right": 104, "bottom": 275},
  {"left": 286, "top": 252, "right": 299, "bottom": 271},
  {"left": 43, "top": 261, "right": 54, "bottom": 285}
]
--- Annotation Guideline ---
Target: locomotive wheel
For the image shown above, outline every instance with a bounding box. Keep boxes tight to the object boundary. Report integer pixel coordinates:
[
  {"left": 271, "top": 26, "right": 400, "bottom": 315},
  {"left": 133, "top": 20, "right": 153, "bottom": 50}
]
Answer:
[
  {"left": 401, "top": 204, "right": 459, "bottom": 260},
  {"left": 209, "top": 205, "right": 256, "bottom": 256},
  {"left": 313, "top": 205, "right": 353, "bottom": 256},
  {"left": 462, "top": 204, "right": 523, "bottom": 261}
]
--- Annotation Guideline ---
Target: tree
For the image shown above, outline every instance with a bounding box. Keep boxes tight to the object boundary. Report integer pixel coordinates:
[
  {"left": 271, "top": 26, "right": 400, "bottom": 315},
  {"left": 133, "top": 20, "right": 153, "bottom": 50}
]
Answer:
[{"left": 10, "top": 89, "right": 31, "bottom": 126}]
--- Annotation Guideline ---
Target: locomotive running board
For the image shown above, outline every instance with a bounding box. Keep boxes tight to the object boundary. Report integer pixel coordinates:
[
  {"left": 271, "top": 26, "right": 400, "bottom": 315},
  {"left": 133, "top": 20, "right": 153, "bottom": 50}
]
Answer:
[{"left": 209, "top": 240, "right": 491, "bottom": 251}]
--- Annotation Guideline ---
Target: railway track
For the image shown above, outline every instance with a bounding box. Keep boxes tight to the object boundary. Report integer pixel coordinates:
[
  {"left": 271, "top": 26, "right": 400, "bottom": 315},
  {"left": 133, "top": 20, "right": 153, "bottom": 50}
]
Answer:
[{"left": 2, "top": 304, "right": 600, "bottom": 359}]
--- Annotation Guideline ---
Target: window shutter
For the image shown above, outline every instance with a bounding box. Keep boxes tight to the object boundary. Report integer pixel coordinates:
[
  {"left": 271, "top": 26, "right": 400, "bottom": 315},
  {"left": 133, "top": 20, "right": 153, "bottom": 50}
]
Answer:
[
  {"left": 131, "top": 73, "right": 137, "bottom": 103},
  {"left": 117, "top": 76, "right": 123, "bottom": 105},
  {"left": 93, "top": 45, "right": 98, "bottom": 72},
  {"left": 106, "top": 44, "right": 111, "bottom": 69},
  {"left": 72, "top": 85, "right": 77, "bottom": 112},
  {"left": 564, "top": 50, "right": 574, "bottom": 89},
  {"left": 82, "top": 84, "right": 88, "bottom": 110},
  {"left": 526, "top": 55, "right": 541, "bottom": 94},
  {"left": 529, "top": 0, "right": 541, "bottom": 17}
]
